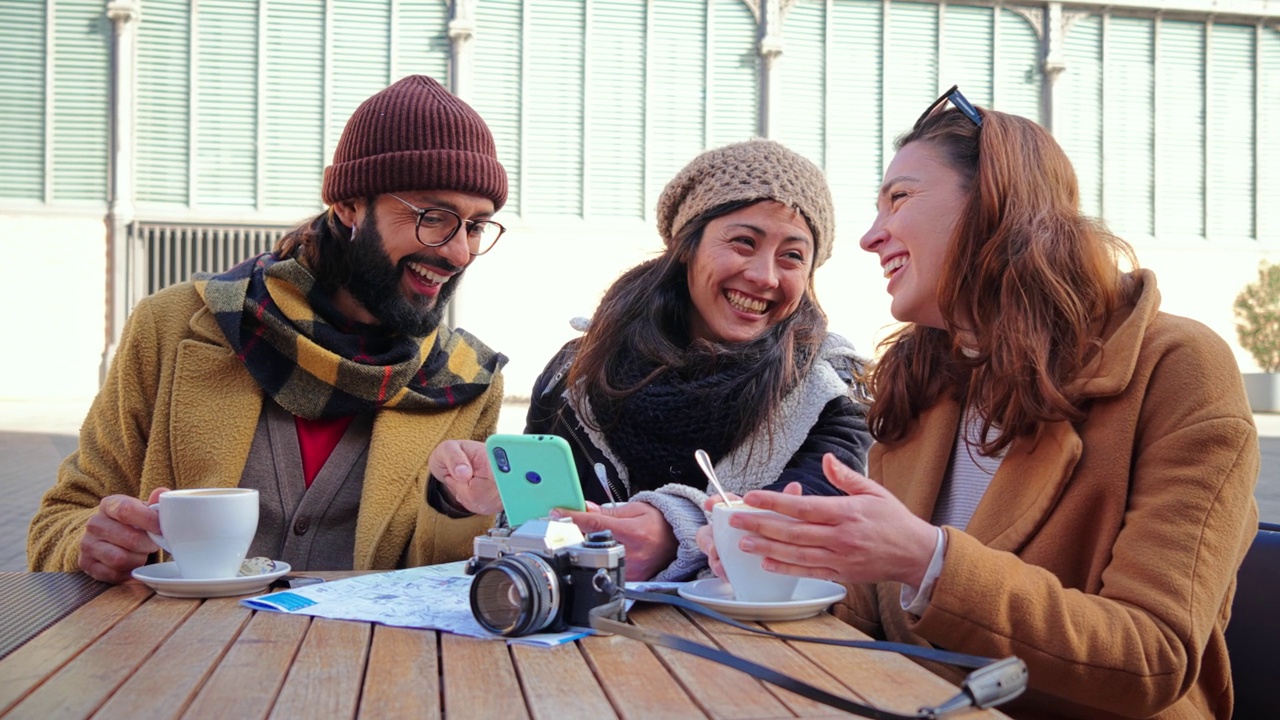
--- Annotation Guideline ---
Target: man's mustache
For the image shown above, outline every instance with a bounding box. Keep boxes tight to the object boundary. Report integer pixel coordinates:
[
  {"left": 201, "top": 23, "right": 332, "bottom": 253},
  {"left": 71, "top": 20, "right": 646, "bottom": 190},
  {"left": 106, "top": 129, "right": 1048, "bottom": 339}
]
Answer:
[{"left": 402, "top": 255, "right": 462, "bottom": 275}]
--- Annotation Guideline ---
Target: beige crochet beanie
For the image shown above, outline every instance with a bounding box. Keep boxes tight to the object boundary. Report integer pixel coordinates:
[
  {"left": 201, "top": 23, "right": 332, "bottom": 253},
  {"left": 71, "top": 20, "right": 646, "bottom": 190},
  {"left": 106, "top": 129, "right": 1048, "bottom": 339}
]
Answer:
[{"left": 655, "top": 138, "right": 835, "bottom": 267}]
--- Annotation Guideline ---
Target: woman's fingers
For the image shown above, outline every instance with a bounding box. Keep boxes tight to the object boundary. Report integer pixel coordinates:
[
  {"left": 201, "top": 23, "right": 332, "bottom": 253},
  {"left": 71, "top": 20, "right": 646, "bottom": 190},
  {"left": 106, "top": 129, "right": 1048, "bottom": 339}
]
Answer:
[
  {"left": 728, "top": 500, "right": 850, "bottom": 548},
  {"left": 551, "top": 508, "right": 616, "bottom": 534},
  {"left": 742, "top": 489, "right": 854, "bottom": 527},
  {"left": 696, "top": 524, "right": 726, "bottom": 580},
  {"left": 741, "top": 530, "right": 838, "bottom": 568},
  {"left": 757, "top": 556, "right": 841, "bottom": 582},
  {"left": 701, "top": 491, "right": 743, "bottom": 512}
]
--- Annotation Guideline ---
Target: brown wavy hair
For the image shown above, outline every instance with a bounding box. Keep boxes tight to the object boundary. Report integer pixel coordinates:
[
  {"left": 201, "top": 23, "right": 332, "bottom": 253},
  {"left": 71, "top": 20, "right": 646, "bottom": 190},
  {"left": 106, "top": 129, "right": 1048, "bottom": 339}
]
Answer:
[
  {"left": 866, "top": 107, "right": 1137, "bottom": 455},
  {"left": 569, "top": 200, "right": 829, "bottom": 451}
]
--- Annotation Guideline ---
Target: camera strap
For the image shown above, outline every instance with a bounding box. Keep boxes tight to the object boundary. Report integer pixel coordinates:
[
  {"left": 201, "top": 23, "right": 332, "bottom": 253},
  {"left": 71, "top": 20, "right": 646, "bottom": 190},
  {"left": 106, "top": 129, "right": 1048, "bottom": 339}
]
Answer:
[
  {"left": 624, "top": 588, "right": 998, "bottom": 668},
  {"left": 585, "top": 587, "right": 1027, "bottom": 719}
]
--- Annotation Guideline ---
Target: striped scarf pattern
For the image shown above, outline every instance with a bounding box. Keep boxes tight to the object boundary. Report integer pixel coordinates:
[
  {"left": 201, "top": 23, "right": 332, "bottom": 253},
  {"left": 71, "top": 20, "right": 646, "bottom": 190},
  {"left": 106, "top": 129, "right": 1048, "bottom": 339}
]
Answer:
[{"left": 194, "top": 253, "right": 506, "bottom": 420}]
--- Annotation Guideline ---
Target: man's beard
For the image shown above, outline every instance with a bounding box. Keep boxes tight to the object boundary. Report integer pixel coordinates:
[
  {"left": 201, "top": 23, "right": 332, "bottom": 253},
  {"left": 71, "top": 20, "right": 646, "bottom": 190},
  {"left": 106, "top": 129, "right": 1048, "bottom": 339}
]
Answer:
[{"left": 343, "top": 218, "right": 464, "bottom": 337}]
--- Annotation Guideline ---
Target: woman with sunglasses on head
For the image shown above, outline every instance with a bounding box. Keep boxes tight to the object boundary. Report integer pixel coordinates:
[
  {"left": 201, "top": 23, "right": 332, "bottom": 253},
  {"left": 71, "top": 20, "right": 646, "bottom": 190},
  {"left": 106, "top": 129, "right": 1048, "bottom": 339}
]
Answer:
[
  {"left": 697, "top": 89, "right": 1259, "bottom": 718},
  {"left": 524, "top": 138, "right": 873, "bottom": 583}
]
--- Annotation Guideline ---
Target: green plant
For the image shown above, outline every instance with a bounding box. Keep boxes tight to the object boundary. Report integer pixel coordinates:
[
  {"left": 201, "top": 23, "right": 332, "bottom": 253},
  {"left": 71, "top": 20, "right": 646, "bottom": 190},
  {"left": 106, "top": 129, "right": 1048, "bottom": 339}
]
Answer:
[{"left": 1234, "top": 261, "right": 1280, "bottom": 373}]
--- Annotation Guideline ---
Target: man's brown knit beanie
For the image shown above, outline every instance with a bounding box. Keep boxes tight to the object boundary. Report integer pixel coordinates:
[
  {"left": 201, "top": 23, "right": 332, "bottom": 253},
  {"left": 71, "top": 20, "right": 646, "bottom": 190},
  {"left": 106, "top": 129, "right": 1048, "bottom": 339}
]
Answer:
[
  {"left": 322, "top": 75, "right": 508, "bottom": 210},
  {"left": 656, "top": 138, "right": 835, "bottom": 267}
]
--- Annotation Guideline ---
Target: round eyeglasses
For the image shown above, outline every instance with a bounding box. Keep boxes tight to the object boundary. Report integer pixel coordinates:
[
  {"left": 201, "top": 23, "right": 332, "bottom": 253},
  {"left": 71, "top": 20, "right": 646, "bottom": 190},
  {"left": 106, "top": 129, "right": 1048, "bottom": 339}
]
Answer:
[{"left": 388, "top": 194, "right": 506, "bottom": 256}]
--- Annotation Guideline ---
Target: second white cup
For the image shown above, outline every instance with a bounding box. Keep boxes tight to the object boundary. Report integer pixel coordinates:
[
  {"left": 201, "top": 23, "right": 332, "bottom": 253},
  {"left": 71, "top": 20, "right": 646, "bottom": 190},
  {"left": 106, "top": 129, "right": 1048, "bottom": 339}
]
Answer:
[
  {"left": 147, "top": 488, "right": 260, "bottom": 579},
  {"left": 710, "top": 502, "right": 802, "bottom": 603}
]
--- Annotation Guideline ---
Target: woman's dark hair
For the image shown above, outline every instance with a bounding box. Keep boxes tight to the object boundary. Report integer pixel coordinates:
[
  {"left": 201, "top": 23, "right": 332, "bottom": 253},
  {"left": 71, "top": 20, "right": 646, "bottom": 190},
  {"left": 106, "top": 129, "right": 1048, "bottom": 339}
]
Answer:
[
  {"left": 867, "top": 107, "right": 1137, "bottom": 455},
  {"left": 569, "top": 200, "right": 829, "bottom": 451},
  {"left": 272, "top": 198, "right": 376, "bottom": 292}
]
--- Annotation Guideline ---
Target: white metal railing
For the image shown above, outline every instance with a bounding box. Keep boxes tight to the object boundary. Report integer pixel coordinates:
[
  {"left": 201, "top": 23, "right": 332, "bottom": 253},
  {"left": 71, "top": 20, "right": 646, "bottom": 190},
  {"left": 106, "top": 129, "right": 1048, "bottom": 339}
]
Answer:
[{"left": 133, "top": 222, "right": 287, "bottom": 296}]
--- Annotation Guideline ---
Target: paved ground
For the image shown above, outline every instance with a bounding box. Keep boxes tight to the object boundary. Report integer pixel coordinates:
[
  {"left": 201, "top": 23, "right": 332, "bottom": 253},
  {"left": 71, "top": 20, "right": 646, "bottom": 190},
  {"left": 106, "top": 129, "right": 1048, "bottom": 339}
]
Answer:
[{"left": 3, "top": 398, "right": 1277, "bottom": 572}]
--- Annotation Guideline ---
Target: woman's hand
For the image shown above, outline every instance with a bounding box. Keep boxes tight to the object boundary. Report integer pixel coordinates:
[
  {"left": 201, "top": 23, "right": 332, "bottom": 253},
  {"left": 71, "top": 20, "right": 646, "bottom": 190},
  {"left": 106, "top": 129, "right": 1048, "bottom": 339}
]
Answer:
[
  {"left": 695, "top": 523, "right": 723, "bottom": 580},
  {"left": 730, "top": 454, "right": 938, "bottom": 587},
  {"left": 695, "top": 486, "right": 803, "bottom": 582},
  {"left": 78, "top": 486, "right": 167, "bottom": 583},
  {"left": 552, "top": 501, "right": 677, "bottom": 582},
  {"left": 428, "top": 440, "right": 502, "bottom": 515}
]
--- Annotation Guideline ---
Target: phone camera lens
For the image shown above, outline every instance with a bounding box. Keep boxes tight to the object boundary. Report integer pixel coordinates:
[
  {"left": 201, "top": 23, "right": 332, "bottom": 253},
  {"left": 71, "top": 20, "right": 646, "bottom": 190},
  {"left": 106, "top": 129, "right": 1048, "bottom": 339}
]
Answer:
[
  {"left": 525, "top": 471, "right": 542, "bottom": 485},
  {"left": 494, "top": 447, "right": 511, "bottom": 473}
]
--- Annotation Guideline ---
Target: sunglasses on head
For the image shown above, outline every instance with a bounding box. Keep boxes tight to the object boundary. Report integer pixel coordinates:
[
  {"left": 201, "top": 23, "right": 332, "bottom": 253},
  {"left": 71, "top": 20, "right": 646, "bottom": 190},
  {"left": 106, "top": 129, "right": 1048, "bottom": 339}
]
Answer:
[{"left": 914, "top": 84, "right": 983, "bottom": 131}]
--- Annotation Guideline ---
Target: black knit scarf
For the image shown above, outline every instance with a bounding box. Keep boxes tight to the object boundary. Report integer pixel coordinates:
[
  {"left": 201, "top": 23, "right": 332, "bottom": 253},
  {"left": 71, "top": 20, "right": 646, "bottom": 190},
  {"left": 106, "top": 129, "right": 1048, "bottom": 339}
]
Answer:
[
  {"left": 591, "top": 349, "right": 766, "bottom": 494},
  {"left": 194, "top": 252, "right": 506, "bottom": 420}
]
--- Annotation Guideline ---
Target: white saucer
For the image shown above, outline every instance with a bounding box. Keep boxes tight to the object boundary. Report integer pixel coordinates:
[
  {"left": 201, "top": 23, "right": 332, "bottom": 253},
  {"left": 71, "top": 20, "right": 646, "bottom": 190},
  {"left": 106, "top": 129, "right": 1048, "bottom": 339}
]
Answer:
[
  {"left": 131, "top": 561, "right": 291, "bottom": 599},
  {"left": 677, "top": 577, "right": 846, "bottom": 622}
]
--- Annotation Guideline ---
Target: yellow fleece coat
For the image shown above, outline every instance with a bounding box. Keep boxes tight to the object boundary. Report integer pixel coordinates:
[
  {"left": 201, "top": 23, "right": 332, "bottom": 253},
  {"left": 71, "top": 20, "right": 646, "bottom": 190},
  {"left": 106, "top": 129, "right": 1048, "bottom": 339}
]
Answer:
[
  {"left": 835, "top": 271, "right": 1259, "bottom": 719},
  {"left": 28, "top": 283, "right": 499, "bottom": 573}
]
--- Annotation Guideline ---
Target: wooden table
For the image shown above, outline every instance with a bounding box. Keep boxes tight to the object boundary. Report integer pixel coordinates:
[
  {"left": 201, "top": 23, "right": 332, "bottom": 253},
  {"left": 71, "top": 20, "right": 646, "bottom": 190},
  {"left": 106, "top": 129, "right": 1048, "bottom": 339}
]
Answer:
[{"left": 0, "top": 571, "right": 1009, "bottom": 719}]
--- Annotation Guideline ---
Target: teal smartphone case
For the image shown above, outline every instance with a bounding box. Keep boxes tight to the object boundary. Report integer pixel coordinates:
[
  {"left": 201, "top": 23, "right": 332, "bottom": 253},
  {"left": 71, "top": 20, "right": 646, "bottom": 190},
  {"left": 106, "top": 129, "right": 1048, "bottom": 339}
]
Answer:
[{"left": 485, "top": 434, "right": 586, "bottom": 526}]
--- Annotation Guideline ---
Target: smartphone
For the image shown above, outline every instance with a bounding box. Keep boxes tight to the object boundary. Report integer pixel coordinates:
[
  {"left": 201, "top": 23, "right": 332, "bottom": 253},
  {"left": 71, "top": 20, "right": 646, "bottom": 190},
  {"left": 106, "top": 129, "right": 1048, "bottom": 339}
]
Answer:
[
  {"left": 485, "top": 434, "right": 586, "bottom": 526},
  {"left": 270, "top": 575, "right": 326, "bottom": 590}
]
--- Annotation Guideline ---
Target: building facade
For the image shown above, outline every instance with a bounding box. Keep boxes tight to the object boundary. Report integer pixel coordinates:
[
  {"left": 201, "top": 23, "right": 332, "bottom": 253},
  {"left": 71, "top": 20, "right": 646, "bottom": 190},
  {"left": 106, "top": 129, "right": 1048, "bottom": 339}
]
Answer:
[{"left": 1, "top": 0, "right": 1278, "bottom": 401}]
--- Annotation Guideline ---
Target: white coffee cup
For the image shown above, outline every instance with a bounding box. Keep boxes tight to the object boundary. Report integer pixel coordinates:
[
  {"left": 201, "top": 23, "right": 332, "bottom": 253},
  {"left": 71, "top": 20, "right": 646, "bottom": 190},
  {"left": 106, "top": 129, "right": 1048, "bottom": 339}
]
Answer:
[
  {"left": 711, "top": 502, "right": 802, "bottom": 603},
  {"left": 147, "top": 488, "right": 260, "bottom": 579}
]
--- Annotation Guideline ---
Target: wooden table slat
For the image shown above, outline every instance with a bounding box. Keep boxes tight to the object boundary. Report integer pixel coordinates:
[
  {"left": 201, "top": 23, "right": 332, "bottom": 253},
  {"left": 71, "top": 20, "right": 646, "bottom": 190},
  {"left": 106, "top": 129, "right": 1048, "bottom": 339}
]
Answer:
[
  {"left": 762, "top": 614, "right": 1009, "bottom": 719},
  {"left": 510, "top": 641, "right": 618, "bottom": 720},
  {"left": 0, "top": 572, "right": 1013, "bottom": 720},
  {"left": 357, "top": 626, "right": 441, "bottom": 720},
  {"left": 439, "top": 633, "right": 530, "bottom": 720},
  {"left": 686, "top": 612, "right": 868, "bottom": 718},
  {"left": 92, "top": 597, "right": 254, "bottom": 720},
  {"left": 637, "top": 604, "right": 794, "bottom": 719},
  {"left": 578, "top": 633, "right": 708, "bottom": 720},
  {"left": 0, "top": 584, "right": 151, "bottom": 715},
  {"left": 181, "top": 610, "right": 311, "bottom": 720},
  {"left": 6, "top": 594, "right": 198, "bottom": 719},
  {"left": 269, "top": 617, "right": 371, "bottom": 720}
]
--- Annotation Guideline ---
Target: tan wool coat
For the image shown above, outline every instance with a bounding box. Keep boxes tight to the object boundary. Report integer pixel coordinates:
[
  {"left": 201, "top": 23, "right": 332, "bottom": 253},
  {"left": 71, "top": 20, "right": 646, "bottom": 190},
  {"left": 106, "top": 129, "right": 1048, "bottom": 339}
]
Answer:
[
  {"left": 835, "top": 271, "right": 1259, "bottom": 719},
  {"left": 28, "top": 283, "right": 500, "bottom": 573}
]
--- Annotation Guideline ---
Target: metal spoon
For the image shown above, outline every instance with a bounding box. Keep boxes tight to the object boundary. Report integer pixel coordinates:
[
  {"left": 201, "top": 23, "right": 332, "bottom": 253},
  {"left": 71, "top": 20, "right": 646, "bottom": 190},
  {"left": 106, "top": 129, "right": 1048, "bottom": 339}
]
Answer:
[{"left": 694, "top": 449, "right": 735, "bottom": 508}]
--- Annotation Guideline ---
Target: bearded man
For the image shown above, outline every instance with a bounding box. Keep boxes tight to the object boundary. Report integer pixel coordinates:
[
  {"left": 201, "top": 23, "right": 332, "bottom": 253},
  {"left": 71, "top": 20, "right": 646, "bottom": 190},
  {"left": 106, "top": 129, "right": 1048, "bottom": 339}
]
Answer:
[{"left": 29, "top": 75, "right": 511, "bottom": 582}]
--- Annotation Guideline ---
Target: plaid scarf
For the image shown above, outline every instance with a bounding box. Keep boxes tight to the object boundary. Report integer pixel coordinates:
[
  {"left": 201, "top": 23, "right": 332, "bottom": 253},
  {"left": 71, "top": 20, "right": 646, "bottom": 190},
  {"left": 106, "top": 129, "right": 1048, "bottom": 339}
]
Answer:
[{"left": 194, "top": 253, "right": 506, "bottom": 420}]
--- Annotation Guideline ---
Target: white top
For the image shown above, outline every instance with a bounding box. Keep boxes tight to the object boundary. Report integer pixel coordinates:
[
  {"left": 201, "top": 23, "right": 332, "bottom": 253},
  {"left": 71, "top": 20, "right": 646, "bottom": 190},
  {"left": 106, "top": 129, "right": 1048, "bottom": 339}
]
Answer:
[{"left": 901, "top": 409, "right": 1005, "bottom": 615}]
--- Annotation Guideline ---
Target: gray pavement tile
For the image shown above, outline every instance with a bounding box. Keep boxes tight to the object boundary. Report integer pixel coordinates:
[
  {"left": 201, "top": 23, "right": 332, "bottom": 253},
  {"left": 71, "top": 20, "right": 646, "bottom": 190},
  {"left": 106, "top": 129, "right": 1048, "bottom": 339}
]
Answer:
[
  {"left": 1256, "top": 437, "right": 1280, "bottom": 520},
  {"left": 1, "top": 431, "right": 70, "bottom": 571}
]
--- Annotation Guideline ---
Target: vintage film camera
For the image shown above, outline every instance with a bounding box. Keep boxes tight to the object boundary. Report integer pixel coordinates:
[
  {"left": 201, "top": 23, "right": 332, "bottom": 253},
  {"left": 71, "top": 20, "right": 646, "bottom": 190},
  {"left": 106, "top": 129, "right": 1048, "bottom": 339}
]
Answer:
[{"left": 466, "top": 517, "right": 627, "bottom": 637}]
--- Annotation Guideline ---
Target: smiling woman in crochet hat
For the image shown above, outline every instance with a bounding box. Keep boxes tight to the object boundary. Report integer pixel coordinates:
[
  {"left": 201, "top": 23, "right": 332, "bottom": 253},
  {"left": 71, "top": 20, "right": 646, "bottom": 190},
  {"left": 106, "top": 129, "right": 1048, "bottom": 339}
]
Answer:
[
  {"left": 656, "top": 138, "right": 836, "bottom": 269},
  {"left": 521, "top": 138, "right": 872, "bottom": 584}
]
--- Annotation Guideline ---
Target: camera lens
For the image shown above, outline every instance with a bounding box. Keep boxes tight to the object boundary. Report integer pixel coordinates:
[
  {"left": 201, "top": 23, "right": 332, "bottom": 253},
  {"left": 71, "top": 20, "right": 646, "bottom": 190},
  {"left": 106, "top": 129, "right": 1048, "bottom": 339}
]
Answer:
[
  {"left": 493, "top": 447, "right": 511, "bottom": 473},
  {"left": 469, "top": 553, "right": 560, "bottom": 636}
]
